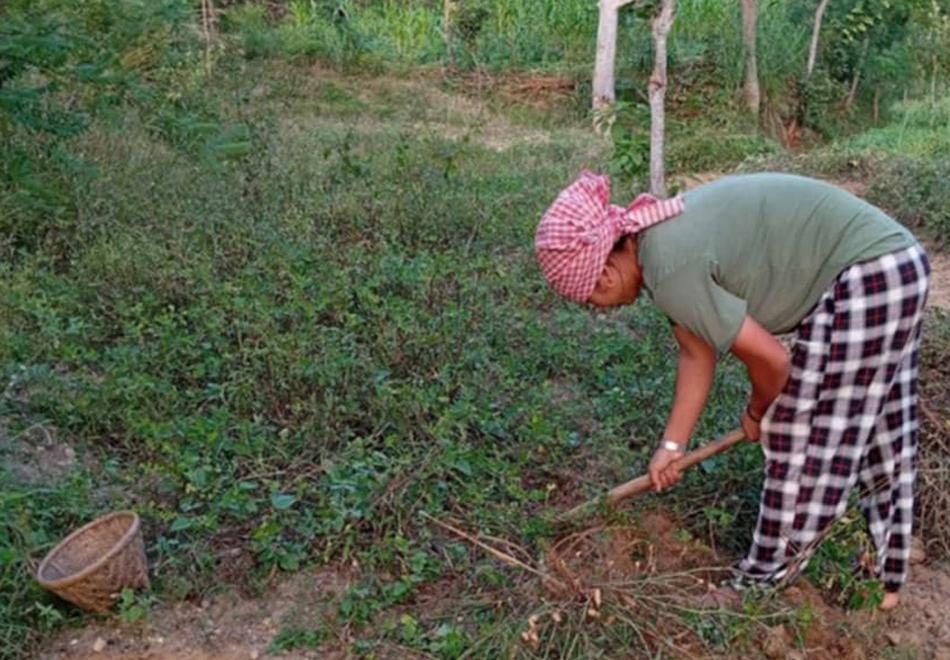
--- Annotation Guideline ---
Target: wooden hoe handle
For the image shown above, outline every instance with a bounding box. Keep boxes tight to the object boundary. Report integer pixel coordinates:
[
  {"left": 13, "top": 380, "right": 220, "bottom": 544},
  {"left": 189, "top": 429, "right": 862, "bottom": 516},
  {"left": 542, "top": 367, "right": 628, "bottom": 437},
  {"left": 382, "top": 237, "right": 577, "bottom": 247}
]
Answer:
[{"left": 606, "top": 428, "right": 747, "bottom": 507}]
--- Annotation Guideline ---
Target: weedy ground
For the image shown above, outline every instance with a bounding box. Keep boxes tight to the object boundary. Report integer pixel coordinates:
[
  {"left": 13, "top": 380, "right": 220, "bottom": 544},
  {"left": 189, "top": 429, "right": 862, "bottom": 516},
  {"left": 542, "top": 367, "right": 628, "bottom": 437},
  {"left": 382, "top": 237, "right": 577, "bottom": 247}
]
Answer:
[{"left": 3, "top": 55, "right": 950, "bottom": 660}]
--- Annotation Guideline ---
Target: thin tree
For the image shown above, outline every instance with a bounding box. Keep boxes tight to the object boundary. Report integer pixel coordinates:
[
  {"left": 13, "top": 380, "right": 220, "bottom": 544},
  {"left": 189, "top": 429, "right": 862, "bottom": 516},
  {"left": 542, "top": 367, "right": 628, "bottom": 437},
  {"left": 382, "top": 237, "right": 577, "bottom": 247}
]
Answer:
[
  {"left": 593, "top": 0, "right": 637, "bottom": 114},
  {"left": 443, "top": 0, "right": 457, "bottom": 70},
  {"left": 201, "top": 0, "right": 218, "bottom": 73},
  {"left": 806, "top": 0, "right": 830, "bottom": 78},
  {"left": 740, "top": 0, "right": 760, "bottom": 114},
  {"left": 200, "top": 0, "right": 216, "bottom": 74},
  {"left": 845, "top": 32, "right": 870, "bottom": 111},
  {"left": 649, "top": 0, "right": 675, "bottom": 196}
]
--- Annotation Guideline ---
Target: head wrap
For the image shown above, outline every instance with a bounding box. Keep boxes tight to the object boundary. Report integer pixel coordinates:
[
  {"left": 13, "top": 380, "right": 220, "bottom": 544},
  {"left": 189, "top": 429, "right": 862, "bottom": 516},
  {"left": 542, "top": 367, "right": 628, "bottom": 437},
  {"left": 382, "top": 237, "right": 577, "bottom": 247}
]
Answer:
[{"left": 534, "top": 171, "right": 684, "bottom": 302}]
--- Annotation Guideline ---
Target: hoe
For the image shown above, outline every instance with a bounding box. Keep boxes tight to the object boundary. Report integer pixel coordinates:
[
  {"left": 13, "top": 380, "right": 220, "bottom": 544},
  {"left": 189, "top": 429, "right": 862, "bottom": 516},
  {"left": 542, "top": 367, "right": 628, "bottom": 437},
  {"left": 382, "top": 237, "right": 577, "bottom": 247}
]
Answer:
[{"left": 562, "top": 428, "right": 747, "bottom": 520}]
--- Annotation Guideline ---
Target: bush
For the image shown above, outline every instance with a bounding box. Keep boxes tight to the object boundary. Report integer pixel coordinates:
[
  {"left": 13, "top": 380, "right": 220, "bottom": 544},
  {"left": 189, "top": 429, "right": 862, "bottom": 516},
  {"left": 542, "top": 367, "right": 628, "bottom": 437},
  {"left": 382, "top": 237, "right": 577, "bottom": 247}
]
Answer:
[
  {"left": 865, "top": 156, "right": 950, "bottom": 245},
  {"left": 0, "top": 0, "right": 204, "bottom": 262},
  {"left": 610, "top": 102, "right": 780, "bottom": 187},
  {"left": 845, "top": 98, "right": 950, "bottom": 159}
]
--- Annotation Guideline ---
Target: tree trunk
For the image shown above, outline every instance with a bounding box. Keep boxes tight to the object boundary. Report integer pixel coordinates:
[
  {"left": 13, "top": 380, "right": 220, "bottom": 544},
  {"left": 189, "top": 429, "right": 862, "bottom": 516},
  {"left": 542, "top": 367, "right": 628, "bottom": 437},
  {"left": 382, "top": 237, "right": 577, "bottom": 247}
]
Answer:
[
  {"left": 649, "top": 0, "right": 675, "bottom": 197},
  {"left": 593, "top": 0, "right": 635, "bottom": 115},
  {"left": 740, "top": 0, "right": 760, "bottom": 114},
  {"left": 932, "top": 54, "right": 939, "bottom": 106},
  {"left": 806, "top": 0, "right": 830, "bottom": 79},
  {"left": 201, "top": 0, "right": 216, "bottom": 74},
  {"left": 845, "top": 33, "right": 870, "bottom": 112},
  {"left": 443, "top": 0, "right": 457, "bottom": 70}
]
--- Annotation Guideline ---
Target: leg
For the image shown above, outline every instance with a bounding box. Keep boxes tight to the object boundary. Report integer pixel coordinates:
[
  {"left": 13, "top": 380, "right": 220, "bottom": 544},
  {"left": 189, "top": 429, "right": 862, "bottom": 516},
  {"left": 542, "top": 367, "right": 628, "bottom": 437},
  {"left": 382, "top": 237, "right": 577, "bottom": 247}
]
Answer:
[
  {"left": 858, "top": 326, "right": 921, "bottom": 600},
  {"left": 738, "top": 286, "right": 838, "bottom": 584},
  {"left": 739, "top": 245, "right": 929, "bottom": 589}
]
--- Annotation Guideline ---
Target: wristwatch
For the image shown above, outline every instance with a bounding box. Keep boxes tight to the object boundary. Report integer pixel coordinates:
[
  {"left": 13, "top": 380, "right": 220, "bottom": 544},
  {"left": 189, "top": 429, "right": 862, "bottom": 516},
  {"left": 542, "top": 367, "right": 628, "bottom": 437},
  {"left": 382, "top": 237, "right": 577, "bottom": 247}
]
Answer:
[{"left": 660, "top": 439, "right": 684, "bottom": 452}]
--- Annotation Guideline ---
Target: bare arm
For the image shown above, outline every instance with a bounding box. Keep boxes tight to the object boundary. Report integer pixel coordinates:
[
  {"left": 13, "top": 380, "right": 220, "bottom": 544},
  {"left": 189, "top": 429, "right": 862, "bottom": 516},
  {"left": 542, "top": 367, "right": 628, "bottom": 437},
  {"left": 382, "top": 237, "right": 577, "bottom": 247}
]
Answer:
[
  {"left": 730, "top": 316, "right": 790, "bottom": 418},
  {"left": 649, "top": 324, "right": 716, "bottom": 491},
  {"left": 663, "top": 323, "right": 717, "bottom": 447},
  {"left": 650, "top": 317, "right": 789, "bottom": 490},
  {"left": 730, "top": 316, "right": 791, "bottom": 437}
]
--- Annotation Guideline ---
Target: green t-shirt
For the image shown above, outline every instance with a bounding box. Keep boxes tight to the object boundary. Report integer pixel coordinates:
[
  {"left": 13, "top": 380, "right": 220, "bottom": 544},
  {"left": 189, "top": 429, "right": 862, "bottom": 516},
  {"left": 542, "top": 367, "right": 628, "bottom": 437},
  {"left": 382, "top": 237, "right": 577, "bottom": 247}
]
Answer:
[{"left": 638, "top": 173, "right": 917, "bottom": 354}]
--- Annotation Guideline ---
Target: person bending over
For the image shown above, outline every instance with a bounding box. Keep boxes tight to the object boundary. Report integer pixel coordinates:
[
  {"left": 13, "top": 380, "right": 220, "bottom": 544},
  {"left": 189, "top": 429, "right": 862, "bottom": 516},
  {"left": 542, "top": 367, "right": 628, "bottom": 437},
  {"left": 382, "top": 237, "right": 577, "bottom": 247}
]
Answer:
[{"left": 534, "top": 172, "right": 929, "bottom": 610}]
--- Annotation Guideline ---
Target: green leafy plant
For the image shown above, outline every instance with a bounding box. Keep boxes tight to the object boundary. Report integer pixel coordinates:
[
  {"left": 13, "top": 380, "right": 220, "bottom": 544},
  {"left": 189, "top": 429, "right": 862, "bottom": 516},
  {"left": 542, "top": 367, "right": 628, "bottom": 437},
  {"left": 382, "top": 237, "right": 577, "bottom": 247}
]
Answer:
[
  {"left": 268, "top": 625, "right": 328, "bottom": 653},
  {"left": 116, "top": 587, "right": 158, "bottom": 624},
  {"left": 804, "top": 510, "right": 885, "bottom": 611}
]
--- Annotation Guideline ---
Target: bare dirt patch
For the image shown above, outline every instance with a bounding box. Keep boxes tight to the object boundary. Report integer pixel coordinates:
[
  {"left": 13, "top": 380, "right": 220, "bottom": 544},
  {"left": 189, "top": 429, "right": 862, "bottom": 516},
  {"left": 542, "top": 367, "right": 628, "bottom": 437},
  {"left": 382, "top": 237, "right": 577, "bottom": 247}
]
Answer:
[
  {"left": 544, "top": 515, "right": 718, "bottom": 600},
  {"left": 537, "top": 510, "right": 950, "bottom": 659},
  {"left": 538, "top": 512, "right": 841, "bottom": 657},
  {"left": 0, "top": 421, "right": 77, "bottom": 485},
  {"left": 39, "top": 567, "right": 352, "bottom": 660},
  {"left": 884, "top": 562, "right": 950, "bottom": 658},
  {"left": 924, "top": 244, "right": 950, "bottom": 310}
]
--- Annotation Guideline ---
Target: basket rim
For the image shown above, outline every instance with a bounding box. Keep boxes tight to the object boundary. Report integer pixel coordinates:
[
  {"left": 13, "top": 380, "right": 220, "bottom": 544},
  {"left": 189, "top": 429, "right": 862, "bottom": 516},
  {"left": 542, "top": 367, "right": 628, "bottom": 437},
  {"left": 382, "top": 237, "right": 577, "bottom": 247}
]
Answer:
[{"left": 36, "top": 510, "right": 142, "bottom": 590}]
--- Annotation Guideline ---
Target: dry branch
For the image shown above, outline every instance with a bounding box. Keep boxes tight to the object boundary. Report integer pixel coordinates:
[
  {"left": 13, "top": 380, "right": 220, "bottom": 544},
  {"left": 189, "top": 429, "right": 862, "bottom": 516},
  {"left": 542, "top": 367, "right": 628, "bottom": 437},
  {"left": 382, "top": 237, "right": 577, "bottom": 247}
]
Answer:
[{"left": 421, "top": 513, "right": 571, "bottom": 593}]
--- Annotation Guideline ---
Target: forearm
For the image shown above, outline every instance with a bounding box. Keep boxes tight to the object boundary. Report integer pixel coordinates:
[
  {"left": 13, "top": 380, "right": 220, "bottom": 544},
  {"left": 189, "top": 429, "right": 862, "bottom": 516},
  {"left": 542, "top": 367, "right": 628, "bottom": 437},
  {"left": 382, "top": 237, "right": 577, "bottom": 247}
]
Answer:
[
  {"left": 746, "top": 354, "right": 790, "bottom": 418},
  {"left": 731, "top": 318, "right": 791, "bottom": 420},
  {"left": 663, "top": 345, "right": 716, "bottom": 446}
]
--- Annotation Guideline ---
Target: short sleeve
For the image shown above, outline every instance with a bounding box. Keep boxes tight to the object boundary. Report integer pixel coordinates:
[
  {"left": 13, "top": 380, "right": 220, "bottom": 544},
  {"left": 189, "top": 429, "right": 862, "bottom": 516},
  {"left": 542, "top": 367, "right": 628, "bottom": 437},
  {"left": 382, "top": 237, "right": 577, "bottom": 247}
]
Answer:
[{"left": 649, "top": 260, "right": 747, "bottom": 354}]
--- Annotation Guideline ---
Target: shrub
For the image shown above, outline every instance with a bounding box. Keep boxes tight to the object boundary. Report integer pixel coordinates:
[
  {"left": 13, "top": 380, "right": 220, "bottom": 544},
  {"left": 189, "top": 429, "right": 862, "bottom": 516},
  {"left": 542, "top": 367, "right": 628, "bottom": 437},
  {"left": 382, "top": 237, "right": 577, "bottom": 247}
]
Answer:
[{"left": 865, "top": 156, "right": 950, "bottom": 245}]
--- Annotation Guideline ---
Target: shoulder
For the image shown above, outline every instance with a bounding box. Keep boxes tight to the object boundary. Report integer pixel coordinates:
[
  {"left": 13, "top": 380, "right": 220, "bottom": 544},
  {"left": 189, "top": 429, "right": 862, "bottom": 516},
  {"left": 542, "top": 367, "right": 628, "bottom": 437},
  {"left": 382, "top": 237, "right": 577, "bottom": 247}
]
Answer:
[
  {"left": 638, "top": 216, "right": 713, "bottom": 289},
  {"left": 641, "top": 255, "right": 711, "bottom": 300}
]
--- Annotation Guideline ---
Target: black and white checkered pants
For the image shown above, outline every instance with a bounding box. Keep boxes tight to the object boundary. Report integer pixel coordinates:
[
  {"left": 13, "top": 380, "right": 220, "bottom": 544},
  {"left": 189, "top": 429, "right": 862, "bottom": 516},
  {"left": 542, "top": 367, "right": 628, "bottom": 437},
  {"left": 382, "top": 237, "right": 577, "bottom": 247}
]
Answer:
[{"left": 738, "top": 244, "right": 929, "bottom": 593}]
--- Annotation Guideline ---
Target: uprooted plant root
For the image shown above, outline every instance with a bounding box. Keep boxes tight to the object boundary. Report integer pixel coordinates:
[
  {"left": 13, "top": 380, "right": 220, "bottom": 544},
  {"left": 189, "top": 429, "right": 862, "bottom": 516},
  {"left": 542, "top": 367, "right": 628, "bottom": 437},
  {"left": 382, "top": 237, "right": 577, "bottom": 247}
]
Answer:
[{"left": 426, "top": 512, "right": 803, "bottom": 658}]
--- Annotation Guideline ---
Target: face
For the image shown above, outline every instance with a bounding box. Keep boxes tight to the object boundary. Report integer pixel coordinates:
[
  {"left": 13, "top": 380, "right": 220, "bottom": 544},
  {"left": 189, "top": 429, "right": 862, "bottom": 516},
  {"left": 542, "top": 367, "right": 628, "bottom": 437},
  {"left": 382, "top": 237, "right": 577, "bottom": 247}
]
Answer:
[{"left": 587, "top": 236, "right": 643, "bottom": 309}]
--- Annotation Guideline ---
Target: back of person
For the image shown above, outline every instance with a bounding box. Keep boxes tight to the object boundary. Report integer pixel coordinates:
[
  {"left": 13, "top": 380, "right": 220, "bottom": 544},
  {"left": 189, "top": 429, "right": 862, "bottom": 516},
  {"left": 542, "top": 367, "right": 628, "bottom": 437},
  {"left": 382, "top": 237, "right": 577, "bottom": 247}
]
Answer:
[{"left": 638, "top": 173, "right": 916, "bottom": 351}]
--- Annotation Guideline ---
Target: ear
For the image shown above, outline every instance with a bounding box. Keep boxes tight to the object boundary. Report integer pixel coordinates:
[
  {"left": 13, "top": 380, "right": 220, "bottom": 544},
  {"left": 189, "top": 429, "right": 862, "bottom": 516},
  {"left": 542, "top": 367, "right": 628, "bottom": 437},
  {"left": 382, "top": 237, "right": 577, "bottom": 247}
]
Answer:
[{"left": 592, "top": 260, "right": 617, "bottom": 294}]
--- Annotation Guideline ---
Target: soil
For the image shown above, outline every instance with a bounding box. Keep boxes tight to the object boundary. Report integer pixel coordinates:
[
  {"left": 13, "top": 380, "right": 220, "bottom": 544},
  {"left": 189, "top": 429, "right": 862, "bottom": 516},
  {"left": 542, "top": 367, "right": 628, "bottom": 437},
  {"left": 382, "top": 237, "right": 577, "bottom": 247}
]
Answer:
[
  {"left": 38, "top": 511, "right": 950, "bottom": 659},
  {"left": 540, "top": 512, "right": 950, "bottom": 659},
  {"left": 0, "top": 422, "right": 77, "bottom": 485},
  {"left": 774, "top": 560, "right": 950, "bottom": 660},
  {"left": 38, "top": 568, "right": 354, "bottom": 660},
  {"left": 884, "top": 563, "right": 950, "bottom": 658},
  {"left": 924, "top": 247, "right": 950, "bottom": 310}
]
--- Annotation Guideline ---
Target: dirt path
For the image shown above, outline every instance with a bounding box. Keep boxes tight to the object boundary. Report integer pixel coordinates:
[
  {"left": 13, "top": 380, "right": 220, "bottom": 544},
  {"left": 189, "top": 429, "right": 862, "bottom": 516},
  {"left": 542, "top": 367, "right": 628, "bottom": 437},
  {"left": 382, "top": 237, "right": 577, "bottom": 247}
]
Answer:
[
  {"left": 885, "top": 563, "right": 950, "bottom": 658},
  {"left": 925, "top": 247, "right": 950, "bottom": 310}
]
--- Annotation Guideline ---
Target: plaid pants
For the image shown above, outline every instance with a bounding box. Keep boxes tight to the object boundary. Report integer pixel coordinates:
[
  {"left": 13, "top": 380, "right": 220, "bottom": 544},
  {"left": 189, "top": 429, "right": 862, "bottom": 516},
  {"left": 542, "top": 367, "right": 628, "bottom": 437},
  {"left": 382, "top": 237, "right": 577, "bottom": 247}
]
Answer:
[{"left": 738, "top": 244, "right": 930, "bottom": 593}]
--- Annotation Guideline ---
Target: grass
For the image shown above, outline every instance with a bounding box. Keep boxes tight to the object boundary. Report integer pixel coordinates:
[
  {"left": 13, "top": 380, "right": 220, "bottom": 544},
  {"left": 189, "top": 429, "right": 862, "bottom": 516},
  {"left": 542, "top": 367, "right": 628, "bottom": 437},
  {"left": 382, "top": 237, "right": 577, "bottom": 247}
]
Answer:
[
  {"left": 2, "top": 3, "right": 949, "bottom": 658},
  {"left": 0, "top": 54, "right": 770, "bottom": 658}
]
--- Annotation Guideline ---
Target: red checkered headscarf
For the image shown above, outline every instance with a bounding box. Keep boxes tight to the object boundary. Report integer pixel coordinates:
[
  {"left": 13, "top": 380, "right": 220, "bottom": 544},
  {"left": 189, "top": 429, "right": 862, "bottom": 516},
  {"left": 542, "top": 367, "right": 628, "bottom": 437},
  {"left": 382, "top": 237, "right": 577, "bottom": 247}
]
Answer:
[{"left": 534, "top": 171, "right": 684, "bottom": 302}]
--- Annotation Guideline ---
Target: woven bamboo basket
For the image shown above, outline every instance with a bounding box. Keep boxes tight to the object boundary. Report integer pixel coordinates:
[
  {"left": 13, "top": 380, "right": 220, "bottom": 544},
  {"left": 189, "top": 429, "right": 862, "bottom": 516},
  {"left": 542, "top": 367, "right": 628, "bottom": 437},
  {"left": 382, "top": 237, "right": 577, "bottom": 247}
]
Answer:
[{"left": 36, "top": 511, "right": 150, "bottom": 613}]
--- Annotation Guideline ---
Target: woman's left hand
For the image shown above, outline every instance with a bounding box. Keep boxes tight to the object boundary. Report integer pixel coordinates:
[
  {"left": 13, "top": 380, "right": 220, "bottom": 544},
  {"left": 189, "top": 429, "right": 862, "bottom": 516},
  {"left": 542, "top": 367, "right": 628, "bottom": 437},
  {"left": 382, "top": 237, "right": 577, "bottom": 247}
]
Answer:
[{"left": 740, "top": 408, "right": 761, "bottom": 442}]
